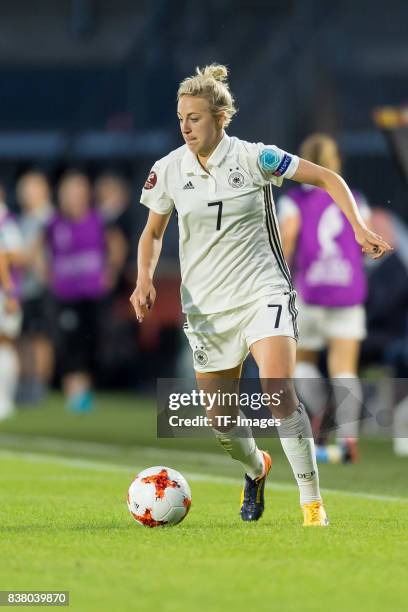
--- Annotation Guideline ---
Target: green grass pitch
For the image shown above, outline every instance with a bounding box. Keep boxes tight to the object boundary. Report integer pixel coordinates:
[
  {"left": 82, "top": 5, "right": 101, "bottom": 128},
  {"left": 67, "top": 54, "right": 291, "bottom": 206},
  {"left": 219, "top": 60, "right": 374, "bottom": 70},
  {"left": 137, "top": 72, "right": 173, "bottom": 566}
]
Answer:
[{"left": 1, "top": 393, "right": 408, "bottom": 611}]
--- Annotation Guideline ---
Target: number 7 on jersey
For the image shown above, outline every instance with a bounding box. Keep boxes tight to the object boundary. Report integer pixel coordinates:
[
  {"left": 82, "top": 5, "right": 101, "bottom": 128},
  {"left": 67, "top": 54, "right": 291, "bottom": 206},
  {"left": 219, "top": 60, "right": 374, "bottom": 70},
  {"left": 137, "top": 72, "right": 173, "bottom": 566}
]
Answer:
[{"left": 208, "top": 201, "right": 223, "bottom": 231}]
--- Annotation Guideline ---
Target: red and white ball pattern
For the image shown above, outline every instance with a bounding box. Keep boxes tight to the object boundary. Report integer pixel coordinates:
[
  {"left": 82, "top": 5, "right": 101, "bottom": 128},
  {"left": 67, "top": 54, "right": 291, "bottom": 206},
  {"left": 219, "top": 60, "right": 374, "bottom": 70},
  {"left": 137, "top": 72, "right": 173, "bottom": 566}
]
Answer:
[{"left": 127, "top": 466, "right": 192, "bottom": 527}]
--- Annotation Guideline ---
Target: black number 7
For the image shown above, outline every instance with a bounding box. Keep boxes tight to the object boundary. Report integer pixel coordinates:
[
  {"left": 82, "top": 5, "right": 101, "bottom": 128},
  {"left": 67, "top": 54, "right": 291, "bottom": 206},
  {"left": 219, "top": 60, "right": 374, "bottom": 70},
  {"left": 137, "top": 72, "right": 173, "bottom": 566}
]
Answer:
[
  {"left": 268, "top": 304, "right": 282, "bottom": 328},
  {"left": 208, "top": 201, "right": 223, "bottom": 230}
]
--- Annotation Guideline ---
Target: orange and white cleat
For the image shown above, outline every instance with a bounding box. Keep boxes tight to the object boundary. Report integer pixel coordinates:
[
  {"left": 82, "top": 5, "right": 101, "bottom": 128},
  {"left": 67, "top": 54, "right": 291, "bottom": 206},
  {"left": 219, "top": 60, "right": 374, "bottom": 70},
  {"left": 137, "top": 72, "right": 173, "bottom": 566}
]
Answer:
[
  {"left": 240, "top": 451, "right": 272, "bottom": 522},
  {"left": 302, "top": 501, "right": 329, "bottom": 526}
]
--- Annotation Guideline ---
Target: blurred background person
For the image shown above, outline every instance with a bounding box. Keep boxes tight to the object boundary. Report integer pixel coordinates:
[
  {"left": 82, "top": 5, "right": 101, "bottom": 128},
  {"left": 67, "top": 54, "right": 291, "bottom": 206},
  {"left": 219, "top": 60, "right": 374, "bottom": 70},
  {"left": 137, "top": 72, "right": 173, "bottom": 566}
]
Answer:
[
  {"left": 361, "top": 207, "right": 408, "bottom": 376},
  {"left": 94, "top": 170, "right": 133, "bottom": 292},
  {"left": 278, "top": 134, "right": 371, "bottom": 463},
  {"left": 0, "top": 182, "right": 25, "bottom": 420},
  {"left": 16, "top": 170, "right": 55, "bottom": 403},
  {"left": 44, "top": 169, "right": 107, "bottom": 412},
  {"left": 359, "top": 207, "right": 408, "bottom": 455},
  {"left": 94, "top": 170, "right": 139, "bottom": 387}
]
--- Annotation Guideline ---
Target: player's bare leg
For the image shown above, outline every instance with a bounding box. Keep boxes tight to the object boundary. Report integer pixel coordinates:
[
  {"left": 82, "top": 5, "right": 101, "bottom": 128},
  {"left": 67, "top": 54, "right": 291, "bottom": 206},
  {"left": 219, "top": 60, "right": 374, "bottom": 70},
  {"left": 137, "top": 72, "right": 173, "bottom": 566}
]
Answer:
[
  {"left": 250, "top": 336, "right": 328, "bottom": 526},
  {"left": 195, "top": 364, "right": 242, "bottom": 432},
  {"left": 328, "top": 337, "right": 360, "bottom": 376},
  {"left": 196, "top": 365, "right": 271, "bottom": 521}
]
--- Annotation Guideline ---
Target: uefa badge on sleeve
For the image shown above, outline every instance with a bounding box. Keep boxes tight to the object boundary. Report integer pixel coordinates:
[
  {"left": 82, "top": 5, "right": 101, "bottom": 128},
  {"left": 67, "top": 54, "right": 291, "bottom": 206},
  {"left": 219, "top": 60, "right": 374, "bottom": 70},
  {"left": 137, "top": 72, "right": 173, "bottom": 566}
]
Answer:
[{"left": 259, "top": 148, "right": 280, "bottom": 173}]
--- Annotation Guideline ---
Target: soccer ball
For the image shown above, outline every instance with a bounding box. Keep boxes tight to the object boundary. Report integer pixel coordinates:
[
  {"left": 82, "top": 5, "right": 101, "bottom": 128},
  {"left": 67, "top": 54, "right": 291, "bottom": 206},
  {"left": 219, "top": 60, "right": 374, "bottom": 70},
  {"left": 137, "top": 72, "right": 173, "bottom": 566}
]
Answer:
[{"left": 127, "top": 466, "right": 192, "bottom": 527}]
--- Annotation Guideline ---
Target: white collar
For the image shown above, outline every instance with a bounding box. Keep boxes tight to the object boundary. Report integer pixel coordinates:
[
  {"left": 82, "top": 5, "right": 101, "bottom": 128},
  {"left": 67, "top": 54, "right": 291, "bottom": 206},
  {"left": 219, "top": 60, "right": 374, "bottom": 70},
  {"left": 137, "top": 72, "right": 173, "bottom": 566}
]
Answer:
[{"left": 181, "top": 133, "right": 231, "bottom": 176}]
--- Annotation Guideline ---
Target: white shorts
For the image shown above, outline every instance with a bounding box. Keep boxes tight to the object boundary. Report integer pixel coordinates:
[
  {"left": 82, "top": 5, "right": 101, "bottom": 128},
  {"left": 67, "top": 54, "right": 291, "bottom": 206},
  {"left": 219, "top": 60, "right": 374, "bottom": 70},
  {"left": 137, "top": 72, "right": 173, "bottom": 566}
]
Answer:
[
  {"left": 296, "top": 298, "right": 366, "bottom": 351},
  {"left": 183, "top": 291, "right": 298, "bottom": 373},
  {"left": 0, "top": 293, "right": 22, "bottom": 339}
]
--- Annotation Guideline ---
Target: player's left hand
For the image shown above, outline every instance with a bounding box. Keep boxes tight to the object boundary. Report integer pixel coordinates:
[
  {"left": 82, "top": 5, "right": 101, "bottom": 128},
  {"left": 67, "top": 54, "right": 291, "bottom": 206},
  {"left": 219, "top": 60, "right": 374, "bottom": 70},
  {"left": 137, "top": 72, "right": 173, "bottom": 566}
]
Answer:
[{"left": 354, "top": 226, "right": 392, "bottom": 260}]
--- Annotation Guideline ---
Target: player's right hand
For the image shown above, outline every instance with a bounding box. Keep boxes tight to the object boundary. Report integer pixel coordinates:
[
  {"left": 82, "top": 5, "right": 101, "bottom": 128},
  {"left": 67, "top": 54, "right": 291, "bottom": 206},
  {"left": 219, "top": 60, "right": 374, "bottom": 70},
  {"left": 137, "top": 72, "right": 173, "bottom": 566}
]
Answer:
[
  {"left": 130, "top": 280, "right": 156, "bottom": 323},
  {"left": 354, "top": 225, "right": 392, "bottom": 260}
]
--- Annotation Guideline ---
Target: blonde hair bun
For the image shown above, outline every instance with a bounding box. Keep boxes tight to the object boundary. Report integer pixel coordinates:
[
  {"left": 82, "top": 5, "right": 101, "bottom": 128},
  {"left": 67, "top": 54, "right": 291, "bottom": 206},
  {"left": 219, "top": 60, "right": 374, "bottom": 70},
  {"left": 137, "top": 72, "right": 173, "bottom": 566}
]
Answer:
[{"left": 197, "top": 64, "right": 229, "bottom": 83}]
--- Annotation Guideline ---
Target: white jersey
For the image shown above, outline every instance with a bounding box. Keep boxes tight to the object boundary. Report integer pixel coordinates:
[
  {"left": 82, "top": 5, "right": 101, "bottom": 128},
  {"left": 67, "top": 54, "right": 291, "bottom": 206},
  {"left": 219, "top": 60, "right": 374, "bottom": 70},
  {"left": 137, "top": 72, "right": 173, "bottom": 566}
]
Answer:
[{"left": 140, "top": 133, "right": 299, "bottom": 315}]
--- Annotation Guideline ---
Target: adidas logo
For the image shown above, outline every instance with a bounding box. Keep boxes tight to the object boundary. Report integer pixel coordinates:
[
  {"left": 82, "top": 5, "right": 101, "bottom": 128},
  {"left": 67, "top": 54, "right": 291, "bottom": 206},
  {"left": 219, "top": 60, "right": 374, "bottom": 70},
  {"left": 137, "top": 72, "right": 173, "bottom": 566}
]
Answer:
[{"left": 183, "top": 181, "right": 195, "bottom": 190}]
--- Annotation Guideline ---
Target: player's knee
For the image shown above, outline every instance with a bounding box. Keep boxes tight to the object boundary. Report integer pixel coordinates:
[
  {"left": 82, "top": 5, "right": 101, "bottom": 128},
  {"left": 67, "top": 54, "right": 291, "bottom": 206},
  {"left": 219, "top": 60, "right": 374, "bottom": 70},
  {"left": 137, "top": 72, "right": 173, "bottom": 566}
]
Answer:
[{"left": 260, "top": 379, "right": 299, "bottom": 417}]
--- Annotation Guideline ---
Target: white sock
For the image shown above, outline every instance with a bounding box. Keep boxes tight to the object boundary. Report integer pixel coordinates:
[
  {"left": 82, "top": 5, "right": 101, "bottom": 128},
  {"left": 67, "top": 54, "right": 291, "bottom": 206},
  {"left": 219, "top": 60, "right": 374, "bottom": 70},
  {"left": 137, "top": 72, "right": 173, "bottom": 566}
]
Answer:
[
  {"left": 0, "top": 345, "right": 19, "bottom": 419},
  {"left": 294, "top": 362, "right": 327, "bottom": 418},
  {"left": 213, "top": 412, "right": 264, "bottom": 479},
  {"left": 278, "top": 403, "right": 321, "bottom": 504},
  {"left": 333, "top": 373, "right": 362, "bottom": 442}
]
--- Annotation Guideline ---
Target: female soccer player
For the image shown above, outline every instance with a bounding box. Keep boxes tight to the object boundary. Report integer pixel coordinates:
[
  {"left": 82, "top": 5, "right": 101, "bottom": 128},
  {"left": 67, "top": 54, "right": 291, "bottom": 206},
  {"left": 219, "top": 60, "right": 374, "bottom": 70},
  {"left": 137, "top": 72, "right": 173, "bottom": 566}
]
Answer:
[
  {"left": 278, "top": 134, "right": 371, "bottom": 464},
  {"left": 130, "top": 64, "right": 390, "bottom": 526}
]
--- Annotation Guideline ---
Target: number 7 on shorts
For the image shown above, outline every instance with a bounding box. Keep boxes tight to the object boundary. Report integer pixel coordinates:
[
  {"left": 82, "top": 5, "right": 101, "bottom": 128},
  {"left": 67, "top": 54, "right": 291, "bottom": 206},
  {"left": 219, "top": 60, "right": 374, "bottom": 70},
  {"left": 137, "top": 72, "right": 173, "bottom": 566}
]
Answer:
[{"left": 267, "top": 303, "right": 282, "bottom": 328}]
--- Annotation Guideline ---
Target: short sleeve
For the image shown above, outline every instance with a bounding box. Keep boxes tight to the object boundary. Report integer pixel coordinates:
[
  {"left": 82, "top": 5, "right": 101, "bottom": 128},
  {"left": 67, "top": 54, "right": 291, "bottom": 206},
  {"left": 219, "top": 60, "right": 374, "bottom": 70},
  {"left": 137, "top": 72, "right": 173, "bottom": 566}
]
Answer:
[
  {"left": 242, "top": 142, "right": 299, "bottom": 188},
  {"left": 276, "top": 194, "right": 300, "bottom": 222},
  {"left": 140, "top": 162, "right": 174, "bottom": 215},
  {"left": 257, "top": 144, "right": 299, "bottom": 187}
]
